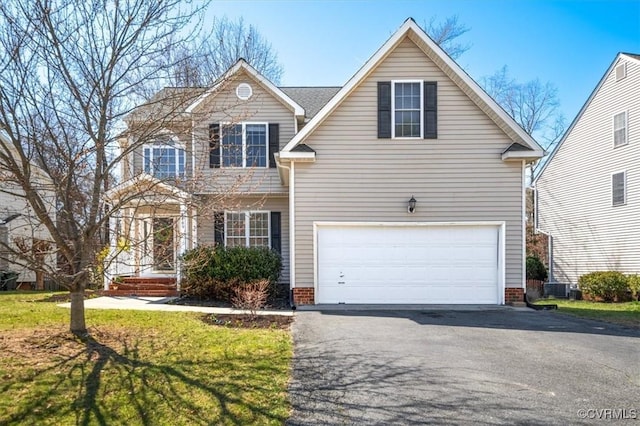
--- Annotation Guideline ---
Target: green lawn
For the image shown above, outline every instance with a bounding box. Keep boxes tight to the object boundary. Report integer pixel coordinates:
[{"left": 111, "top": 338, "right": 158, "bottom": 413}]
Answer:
[
  {"left": 0, "top": 292, "right": 292, "bottom": 425},
  {"left": 535, "top": 298, "right": 640, "bottom": 328}
]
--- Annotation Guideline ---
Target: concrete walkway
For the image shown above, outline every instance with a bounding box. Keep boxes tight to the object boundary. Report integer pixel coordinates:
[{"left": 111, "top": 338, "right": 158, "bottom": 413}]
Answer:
[{"left": 58, "top": 296, "right": 294, "bottom": 316}]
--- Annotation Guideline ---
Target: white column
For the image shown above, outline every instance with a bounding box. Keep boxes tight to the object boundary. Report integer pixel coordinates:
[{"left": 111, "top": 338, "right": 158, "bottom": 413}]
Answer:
[
  {"left": 176, "top": 203, "right": 188, "bottom": 287},
  {"left": 104, "top": 212, "right": 118, "bottom": 290}
]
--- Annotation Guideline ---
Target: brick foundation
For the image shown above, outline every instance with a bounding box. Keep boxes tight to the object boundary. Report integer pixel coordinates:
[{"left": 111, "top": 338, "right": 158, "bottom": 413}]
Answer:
[
  {"left": 505, "top": 287, "right": 525, "bottom": 305},
  {"left": 292, "top": 287, "right": 315, "bottom": 305}
]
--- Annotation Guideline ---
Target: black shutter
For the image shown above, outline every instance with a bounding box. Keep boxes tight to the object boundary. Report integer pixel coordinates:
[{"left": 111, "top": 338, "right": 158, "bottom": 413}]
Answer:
[
  {"left": 377, "top": 82, "right": 391, "bottom": 138},
  {"left": 214, "top": 212, "right": 224, "bottom": 246},
  {"left": 209, "top": 123, "right": 220, "bottom": 168},
  {"left": 424, "top": 82, "right": 437, "bottom": 139},
  {"left": 268, "top": 123, "right": 279, "bottom": 168},
  {"left": 270, "top": 211, "right": 281, "bottom": 254}
]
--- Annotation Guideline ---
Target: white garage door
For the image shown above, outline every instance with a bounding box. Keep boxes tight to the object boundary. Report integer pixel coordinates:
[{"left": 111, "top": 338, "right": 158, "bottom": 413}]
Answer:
[{"left": 317, "top": 224, "right": 501, "bottom": 304}]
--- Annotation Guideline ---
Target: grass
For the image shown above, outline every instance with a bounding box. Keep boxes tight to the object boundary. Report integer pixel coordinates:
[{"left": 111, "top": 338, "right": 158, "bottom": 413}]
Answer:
[
  {"left": 0, "top": 292, "right": 292, "bottom": 425},
  {"left": 535, "top": 298, "right": 640, "bottom": 328}
]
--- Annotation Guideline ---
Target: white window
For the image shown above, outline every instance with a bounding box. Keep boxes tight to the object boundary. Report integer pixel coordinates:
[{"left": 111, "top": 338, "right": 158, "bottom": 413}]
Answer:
[
  {"left": 613, "top": 112, "right": 627, "bottom": 148},
  {"left": 143, "top": 141, "right": 185, "bottom": 179},
  {"left": 392, "top": 81, "right": 423, "bottom": 138},
  {"left": 612, "top": 171, "right": 626, "bottom": 206},
  {"left": 221, "top": 123, "right": 268, "bottom": 168},
  {"left": 225, "top": 211, "right": 270, "bottom": 248}
]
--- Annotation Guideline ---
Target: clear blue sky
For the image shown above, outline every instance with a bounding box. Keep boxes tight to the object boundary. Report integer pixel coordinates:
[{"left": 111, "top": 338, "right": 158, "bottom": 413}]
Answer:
[{"left": 206, "top": 0, "right": 640, "bottom": 122}]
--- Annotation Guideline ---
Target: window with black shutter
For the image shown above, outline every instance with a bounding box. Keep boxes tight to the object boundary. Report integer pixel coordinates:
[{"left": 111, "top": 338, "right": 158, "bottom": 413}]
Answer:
[
  {"left": 209, "top": 123, "right": 220, "bottom": 168},
  {"left": 268, "top": 123, "right": 279, "bottom": 168},
  {"left": 213, "top": 212, "right": 224, "bottom": 245},
  {"left": 378, "top": 81, "right": 438, "bottom": 139},
  {"left": 270, "top": 212, "right": 281, "bottom": 254}
]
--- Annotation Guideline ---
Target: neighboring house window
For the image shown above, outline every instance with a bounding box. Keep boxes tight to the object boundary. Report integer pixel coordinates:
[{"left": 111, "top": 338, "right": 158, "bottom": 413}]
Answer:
[
  {"left": 378, "top": 81, "right": 437, "bottom": 139},
  {"left": 613, "top": 112, "right": 627, "bottom": 148},
  {"left": 225, "top": 211, "right": 270, "bottom": 248},
  {"left": 220, "top": 123, "right": 268, "bottom": 168},
  {"left": 143, "top": 142, "right": 185, "bottom": 179},
  {"left": 612, "top": 171, "right": 626, "bottom": 206}
]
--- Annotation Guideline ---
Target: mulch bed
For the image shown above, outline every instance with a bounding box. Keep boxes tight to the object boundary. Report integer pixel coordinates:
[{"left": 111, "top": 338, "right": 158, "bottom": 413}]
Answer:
[
  {"left": 201, "top": 313, "right": 292, "bottom": 330},
  {"left": 170, "top": 296, "right": 290, "bottom": 310}
]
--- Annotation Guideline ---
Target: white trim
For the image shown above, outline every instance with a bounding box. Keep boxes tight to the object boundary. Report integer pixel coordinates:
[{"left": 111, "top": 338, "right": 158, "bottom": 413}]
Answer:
[
  {"left": 282, "top": 19, "right": 542, "bottom": 154},
  {"left": 391, "top": 80, "right": 424, "bottom": 139},
  {"left": 611, "top": 170, "right": 627, "bottom": 206},
  {"left": 185, "top": 59, "right": 305, "bottom": 119},
  {"left": 612, "top": 110, "right": 628, "bottom": 148},
  {"left": 223, "top": 210, "right": 271, "bottom": 248},
  {"left": 219, "top": 121, "right": 269, "bottom": 168},
  {"left": 143, "top": 143, "right": 187, "bottom": 179},
  {"left": 312, "top": 221, "right": 506, "bottom": 305},
  {"left": 104, "top": 173, "right": 191, "bottom": 201},
  {"left": 289, "top": 162, "right": 296, "bottom": 289},
  {"left": 535, "top": 53, "right": 640, "bottom": 183},
  {"left": 502, "top": 150, "right": 546, "bottom": 161},
  {"left": 278, "top": 151, "right": 316, "bottom": 160},
  {"left": 521, "top": 160, "right": 526, "bottom": 292},
  {"left": 236, "top": 82, "right": 253, "bottom": 100}
]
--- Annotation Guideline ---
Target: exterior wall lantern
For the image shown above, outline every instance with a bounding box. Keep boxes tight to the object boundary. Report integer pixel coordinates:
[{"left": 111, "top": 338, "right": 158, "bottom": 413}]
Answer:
[{"left": 407, "top": 196, "right": 417, "bottom": 213}]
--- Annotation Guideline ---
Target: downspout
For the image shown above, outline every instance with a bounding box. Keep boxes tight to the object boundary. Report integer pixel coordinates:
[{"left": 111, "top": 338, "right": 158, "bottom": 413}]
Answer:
[
  {"left": 289, "top": 161, "right": 296, "bottom": 309},
  {"left": 277, "top": 158, "right": 296, "bottom": 309}
]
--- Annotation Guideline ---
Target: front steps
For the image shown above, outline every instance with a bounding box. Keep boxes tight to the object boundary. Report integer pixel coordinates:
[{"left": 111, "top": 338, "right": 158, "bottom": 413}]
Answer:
[{"left": 102, "top": 276, "right": 178, "bottom": 297}]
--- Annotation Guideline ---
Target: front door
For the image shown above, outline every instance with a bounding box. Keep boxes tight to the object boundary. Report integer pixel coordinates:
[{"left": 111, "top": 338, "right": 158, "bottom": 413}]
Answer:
[{"left": 152, "top": 217, "right": 175, "bottom": 272}]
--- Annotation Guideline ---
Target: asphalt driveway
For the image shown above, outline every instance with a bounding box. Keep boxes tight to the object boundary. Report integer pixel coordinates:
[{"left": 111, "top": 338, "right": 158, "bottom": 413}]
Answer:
[{"left": 288, "top": 308, "right": 640, "bottom": 425}]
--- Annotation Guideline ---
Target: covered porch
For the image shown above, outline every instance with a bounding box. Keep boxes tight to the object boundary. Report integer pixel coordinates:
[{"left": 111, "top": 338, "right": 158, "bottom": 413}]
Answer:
[{"left": 103, "top": 175, "right": 196, "bottom": 296}]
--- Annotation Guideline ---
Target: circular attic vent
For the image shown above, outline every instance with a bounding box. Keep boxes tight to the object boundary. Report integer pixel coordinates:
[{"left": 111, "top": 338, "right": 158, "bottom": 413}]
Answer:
[{"left": 236, "top": 83, "right": 253, "bottom": 100}]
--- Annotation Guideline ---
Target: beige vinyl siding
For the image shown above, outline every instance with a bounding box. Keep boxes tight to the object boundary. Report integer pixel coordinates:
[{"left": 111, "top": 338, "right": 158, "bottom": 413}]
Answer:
[
  {"left": 293, "top": 37, "right": 525, "bottom": 290},
  {"left": 537, "top": 57, "right": 640, "bottom": 285},
  {"left": 196, "top": 195, "right": 290, "bottom": 283},
  {"left": 190, "top": 71, "right": 294, "bottom": 195}
]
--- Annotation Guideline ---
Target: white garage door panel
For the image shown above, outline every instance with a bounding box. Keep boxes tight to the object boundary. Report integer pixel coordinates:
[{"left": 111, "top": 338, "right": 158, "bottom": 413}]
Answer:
[{"left": 317, "top": 225, "right": 500, "bottom": 304}]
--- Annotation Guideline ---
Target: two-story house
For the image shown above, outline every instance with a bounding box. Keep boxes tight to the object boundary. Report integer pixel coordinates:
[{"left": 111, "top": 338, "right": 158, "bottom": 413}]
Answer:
[
  {"left": 106, "top": 18, "right": 543, "bottom": 305},
  {"left": 535, "top": 53, "right": 640, "bottom": 286}
]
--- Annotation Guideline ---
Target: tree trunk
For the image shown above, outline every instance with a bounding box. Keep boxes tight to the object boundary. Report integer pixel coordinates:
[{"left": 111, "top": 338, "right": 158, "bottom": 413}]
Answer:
[{"left": 69, "top": 286, "right": 87, "bottom": 335}]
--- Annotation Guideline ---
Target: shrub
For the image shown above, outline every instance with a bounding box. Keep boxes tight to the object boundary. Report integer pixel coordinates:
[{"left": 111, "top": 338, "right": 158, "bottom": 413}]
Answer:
[
  {"left": 628, "top": 275, "right": 640, "bottom": 301},
  {"left": 180, "top": 246, "right": 282, "bottom": 301},
  {"left": 526, "top": 256, "right": 548, "bottom": 281},
  {"left": 231, "top": 279, "right": 270, "bottom": 318},
  {"left": 578, "top": 271, "right": 628, "bottom": 302}
]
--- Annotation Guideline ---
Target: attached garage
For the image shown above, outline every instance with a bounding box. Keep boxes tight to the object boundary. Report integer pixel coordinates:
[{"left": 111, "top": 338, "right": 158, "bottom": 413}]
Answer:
[{"left": 315, "top": 223, "right": 504, "bottom": 304}]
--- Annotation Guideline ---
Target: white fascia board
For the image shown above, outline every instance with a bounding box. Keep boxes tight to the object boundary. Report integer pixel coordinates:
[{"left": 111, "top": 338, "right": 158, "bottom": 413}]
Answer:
[
  {"left": 282, "top": 18, "right": 543, "bottom": 153},
  {"left": 185, "top": 59, "right": 305, "bottom": 119},
  {"left": 502, "top": 150, "right": 545, "bottom": 162},
  {"left": 278, "top": 151, "right": 316, "bottom": 161}
]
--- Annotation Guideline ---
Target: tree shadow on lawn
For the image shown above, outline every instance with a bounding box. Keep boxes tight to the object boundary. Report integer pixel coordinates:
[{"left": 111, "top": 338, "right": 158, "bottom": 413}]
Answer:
[{"left": 0, "top": 327, "right": 287, "bottom": 425}]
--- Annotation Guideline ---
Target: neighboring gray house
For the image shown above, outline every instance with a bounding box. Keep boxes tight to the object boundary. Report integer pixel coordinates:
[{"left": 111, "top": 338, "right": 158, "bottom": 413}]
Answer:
[
  {"left": 107, "top": 18, "right": 543, "bottom": 305},
  {"left": 535, "top": 53, "right": 640, "bottom": 286}
]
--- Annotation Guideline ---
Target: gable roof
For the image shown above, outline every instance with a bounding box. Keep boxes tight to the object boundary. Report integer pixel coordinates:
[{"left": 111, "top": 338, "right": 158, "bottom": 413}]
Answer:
[
  {"left": 280, "top": 87, "right": 341, "bottom": 120},
  {"left": 534, "top": 52, "right": 640, "bottom": 184},
  {"left": 282, "top": 18, "right": 544, "bottom": 156},
  {"left": 104, "top": 173, "right": 191, "bottom": 202},
  {"left": 185, "top": 59, "right": 305, "bottom": 120}
]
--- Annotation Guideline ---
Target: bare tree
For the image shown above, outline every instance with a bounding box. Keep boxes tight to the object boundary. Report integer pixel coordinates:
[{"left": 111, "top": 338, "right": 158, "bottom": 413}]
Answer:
[
  {"left": 423, "top": 15, "right": 471, "bottom": 59},
  {"left": 0, "top": 0, "right": 212, "bottom": 335},
  {"left": 481, "top": 65, "right": 566, "bottom": 180},
  {"left": 169, "top": 16, "right": 284, "bottom": 87}
]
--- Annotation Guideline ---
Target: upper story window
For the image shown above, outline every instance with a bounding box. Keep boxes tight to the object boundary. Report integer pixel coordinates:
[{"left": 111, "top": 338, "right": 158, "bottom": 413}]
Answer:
[
  {"left": 378, "top": 80, "right": 437, "bottom": 139},
  {"left": 612, "top": 171, "right": 626, "bottom": 206},
  {"left": 210, "top": 122, "right": 277, "bottom": 169},
  {"left": 613, "top": 111, "right": 627, "bottom": 148},
  {"left": 393, "top": 81, "right": 422, "bottom": 137},
  {"left": 225, "top": 211, "right": 270, "bottom": 248},
  {"left": 143, "top": 139, "right": 185, "bottom": 179}
]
